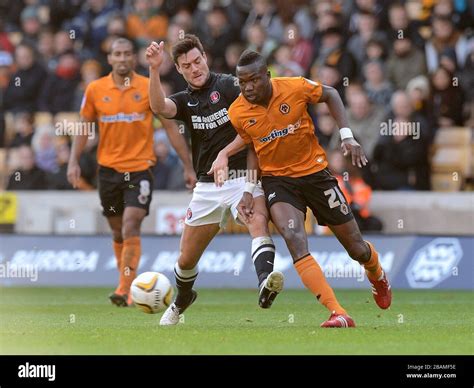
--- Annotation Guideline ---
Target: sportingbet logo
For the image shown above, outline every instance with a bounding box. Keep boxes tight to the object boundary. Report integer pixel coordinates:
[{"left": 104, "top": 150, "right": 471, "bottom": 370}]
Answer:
[
  {"left": 259, "top": 119, "right": 301, "bottom": 143},
  {"left": 406, "top": 238, "right": 463, "bottom": 289}
]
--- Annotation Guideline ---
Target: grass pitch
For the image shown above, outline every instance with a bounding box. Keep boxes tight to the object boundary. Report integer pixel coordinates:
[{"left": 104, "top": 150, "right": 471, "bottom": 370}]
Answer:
[{"left": 0, "top": 287, "right": 472, "bottom": 355}]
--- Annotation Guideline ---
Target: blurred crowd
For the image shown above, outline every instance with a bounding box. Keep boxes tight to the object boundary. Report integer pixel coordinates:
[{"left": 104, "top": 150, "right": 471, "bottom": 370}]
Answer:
[{"left": 0, "top": 0, "right": 473, "bottom": 195}]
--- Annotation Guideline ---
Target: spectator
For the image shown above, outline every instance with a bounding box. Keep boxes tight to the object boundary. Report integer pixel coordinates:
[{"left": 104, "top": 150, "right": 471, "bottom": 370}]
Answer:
[
  {"left": 223, "top": 43, "right": 245, "bottom": 75},
  {"left": 272, "top": 44, "right": 304, "bottom": 77},
  {"left": 7, "top": 145, "right": 48, "bottom": 190},
  {"left": 20, "top": 6, "right": 42, "bottom": 47},
  {"left": 245, "top": 23, "right": 278, "bottom": 61},
  {"left": 198, "top": 6, "right": 235, "bottom": 72},
  {"left": 47, "top": 139, "right": 74, "bottom": 190},
  {"left": 425, "top": 14, "right": 470, "bottom": 73},
  {"left": 386, "top": 3, "right": 424, "bottom": 49},
  {"left": 126, "top": 0, "right": 169, "bottom": 47},
  {"left": 311, "top": 63, "right": 345, "bottom": 102},
  {"left": 314, "top": 108, "right": 339, "bottom": 151},
  {"left": 363, "top": 60, "right": 393, "bottom": 107},
  {"left": 39, "top": 52, "right": 81, "bottom": 114},
  {"left": 8, "top": 112, "right": 34, "bottom": 148},
  {"left": 37, "top": 29, "right": 56, "bottom": 71},
  {"left": 31, "top": 124, "right": 57, "bottom": 173},
  {"left": 406, "top": 75, "right": 434, "bottom": 129},
  {"left": 372, "top": 91, "right": 430, "bottom": 190},
  {"left": 73, "top": 59, "right": 102, "bottom": 111},
  {"left": 431, "top": 66, "right": 464, "bottom": 128},
  {"left": 312, "top": 27, "right": 357, "bottom": 83},
  {"left": 153, "top": 139, "right": 173, "bottom": 190},
  {"left": 346, "top": 90, "right": 386, "bottom": 158},
  {"left": 386, "top": 34, "right": 427, "bottom": 89},
  {"left": 282, "top": 23, "right": 313, "bottom": 73},
  {"left": 364, "top": 37, "right": 388, "bottom": 62},
  {"left": 347, "top": 11, "right": 387, "bottom": 69},
  {"left": 242, "top": 0, "right": 284, "bottom": 42},
  {"left": 4, "top": 43, "right": 47, "bottom": 113},
  {"left": 0, "top": 19, "right": 14, "bottom": 54},
  {"left": 69, "top": 0, "right": 120, "bottom": 55}
]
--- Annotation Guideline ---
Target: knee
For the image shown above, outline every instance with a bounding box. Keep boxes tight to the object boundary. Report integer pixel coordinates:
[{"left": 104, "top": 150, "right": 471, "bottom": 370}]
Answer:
[
  {"left": 347, "top": 241, "right": 370, "bottom": 262},
  {"left": 280, "top": 226, "right": 306, "bottom": 253},
  {"left": 246, "top": 212, "right": 269, "bottom": 237},
  {"left": 111, "top": 230, "right": 123, "bottom": 242},
  {"left": 122, "top": 217, "right": 141, "bottom": 239}
]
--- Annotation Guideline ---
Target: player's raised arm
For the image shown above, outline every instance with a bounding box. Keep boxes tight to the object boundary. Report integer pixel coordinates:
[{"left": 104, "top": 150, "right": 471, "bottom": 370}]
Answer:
[
  {"left": 207, "top": 134, "right": 247, "bottom": 186},
  {"left": 67, "top": 117, "right": 93, "bottom": 188},
  {"left": 318, "top": 85, "right": 369, "bottom": 168},
  {"left": 160, "top": 116, "right": 197, "bottom": 190},
  {"left": 146, "top": 41, "right": 177, "bottom": 119}
]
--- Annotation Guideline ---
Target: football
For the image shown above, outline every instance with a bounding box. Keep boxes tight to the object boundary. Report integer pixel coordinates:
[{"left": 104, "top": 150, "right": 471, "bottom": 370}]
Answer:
[{"left": 131, "top": 272, "right": 174, "bottom": 314}]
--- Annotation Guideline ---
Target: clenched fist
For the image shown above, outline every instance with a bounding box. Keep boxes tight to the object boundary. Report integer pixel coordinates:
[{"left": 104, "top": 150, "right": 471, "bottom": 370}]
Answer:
[{"left": 145, "top": 41, "right": 165, "bottom": 69}]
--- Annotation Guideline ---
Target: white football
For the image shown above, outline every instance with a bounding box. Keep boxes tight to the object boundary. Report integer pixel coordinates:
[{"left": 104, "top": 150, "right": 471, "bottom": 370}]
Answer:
[{"left": 131, "top": 272, "right": 174, "bottom": 314}]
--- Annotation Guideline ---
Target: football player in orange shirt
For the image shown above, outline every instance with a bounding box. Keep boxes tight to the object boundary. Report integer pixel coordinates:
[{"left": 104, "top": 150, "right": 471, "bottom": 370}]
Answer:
[
  {"left": 212, "top": 50, "right": 392, "bottom": 328},
  {"left": 67, "top": 38, "right": 197, "bottom": 307}
]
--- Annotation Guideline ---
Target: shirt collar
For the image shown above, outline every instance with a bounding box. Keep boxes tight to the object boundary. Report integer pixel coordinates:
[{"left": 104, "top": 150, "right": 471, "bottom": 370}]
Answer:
[{"left": 106, "top": 71, "right": 138, "bottom": 89}]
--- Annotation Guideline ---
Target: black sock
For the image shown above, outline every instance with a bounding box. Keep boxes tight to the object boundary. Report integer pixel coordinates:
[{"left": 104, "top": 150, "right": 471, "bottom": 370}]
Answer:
[
  {"left": 252, "top": 236, "right": 276, "bottom": 286},
  {"left": 174, "top": 263, "right": 198, "bottom": 308}
]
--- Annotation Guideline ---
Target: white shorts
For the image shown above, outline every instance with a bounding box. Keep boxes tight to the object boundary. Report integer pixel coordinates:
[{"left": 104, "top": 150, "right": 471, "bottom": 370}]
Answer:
[{"left": 185, "top": 177, "right": 264, "bottom": 227}]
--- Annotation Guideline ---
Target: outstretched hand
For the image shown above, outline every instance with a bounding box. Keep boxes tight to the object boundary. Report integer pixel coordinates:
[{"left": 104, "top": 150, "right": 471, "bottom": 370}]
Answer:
[
  {"left": 341, "top": 138, "right": 368, "bottom": 168},
  {"left": 207, "top": 152, "right": 229, "bottom": 187}
]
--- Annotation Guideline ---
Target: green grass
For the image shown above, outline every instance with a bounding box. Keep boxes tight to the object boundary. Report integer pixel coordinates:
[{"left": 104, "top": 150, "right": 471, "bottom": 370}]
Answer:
[{"left": 0, "top": 288, "right": 472, "bottom": 355}]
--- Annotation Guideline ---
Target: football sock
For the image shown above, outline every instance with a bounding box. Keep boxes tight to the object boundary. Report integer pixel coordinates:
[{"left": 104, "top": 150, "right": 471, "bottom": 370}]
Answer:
[
  {"left": 363, "top": 241, "right": 383, "bottom": 281},
  {"left": 116, "top": 236, "right": 141, "bottom": 295},
  {"left": 252, "top": 236, "right": 276, "bottom": 286},
  {"left": 294, "top": 254, "right": 347, "bottom": 315},
  {"left": 112, "top": 240, "right": 123, "bottom": 270},
  {"left": 174, "top": 263, "right": 198, "bottom": 308}
]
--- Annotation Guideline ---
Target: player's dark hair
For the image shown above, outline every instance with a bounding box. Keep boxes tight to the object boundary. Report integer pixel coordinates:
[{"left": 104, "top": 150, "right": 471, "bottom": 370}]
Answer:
[
  {"left": 237, "top": 49, "right": 267, "bottom": 69},
  {"left": 172, "top": 34, "right": 205, "bottom": 64},
  {"left": 109, "top": 37, "right": 136, "bottom": 54}
]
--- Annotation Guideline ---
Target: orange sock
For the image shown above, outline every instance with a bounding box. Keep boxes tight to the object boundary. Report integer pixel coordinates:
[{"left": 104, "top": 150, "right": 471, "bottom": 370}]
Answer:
[
  {"left": 294, "top": 255, "right": 346, "bottom": 315},
  {"left": 112, "top": 240, "right": 123, "bottom": 271},
  {"left": 363, "top": 241, "right": 383, "bottom": 281},
  {"left": 116, "top": 236, "right": 141, "bottom": 295}
]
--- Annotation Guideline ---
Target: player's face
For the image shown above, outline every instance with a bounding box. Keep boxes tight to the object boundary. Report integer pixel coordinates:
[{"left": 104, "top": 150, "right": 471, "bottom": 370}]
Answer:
[
  {"left": 236, "top": 64, "right": 271, "bottom": 105},
  {"left": 176, "top": 48, "right": 210, "bottom": 89},
  {"left": 108, "top": 42, "right": 136, "bottom": 77}
]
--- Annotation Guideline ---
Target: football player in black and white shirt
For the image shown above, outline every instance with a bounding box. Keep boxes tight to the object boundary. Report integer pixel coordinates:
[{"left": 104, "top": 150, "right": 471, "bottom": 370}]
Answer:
[{"left": 146, "top": 35, "right": 283, "bottom": 325}]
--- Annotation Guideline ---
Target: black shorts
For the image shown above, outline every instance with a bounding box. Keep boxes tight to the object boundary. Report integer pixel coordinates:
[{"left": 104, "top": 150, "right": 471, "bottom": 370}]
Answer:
[
  {"left": 98, "top": 166, "right": 154, "bottom": 217},
  {"left": 262, "top": 168, "right": 354, "bottom": 226}
]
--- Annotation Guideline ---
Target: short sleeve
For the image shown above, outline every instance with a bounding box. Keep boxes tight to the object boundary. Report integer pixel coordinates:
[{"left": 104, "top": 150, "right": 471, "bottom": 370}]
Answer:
[
  {"left": 80, "top": 84, "right": 96, "bottom": 121},
  {"left": 300, "top": 77, "right": 323, "bottom": 104},
  {"left": 229, "top": 104, "right": 252, "bottom": 144},
  {"left": 168, "top": 92, "right": 186, "bottom": 121}
]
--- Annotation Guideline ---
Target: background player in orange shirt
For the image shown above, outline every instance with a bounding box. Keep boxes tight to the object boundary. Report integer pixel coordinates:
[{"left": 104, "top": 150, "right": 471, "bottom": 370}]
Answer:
[
  {"left": 213, "top": 50, "right": 392, "bottom": 328},
  {"left": 67, "top": 38, "right": 196, "bottom": 307}
]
